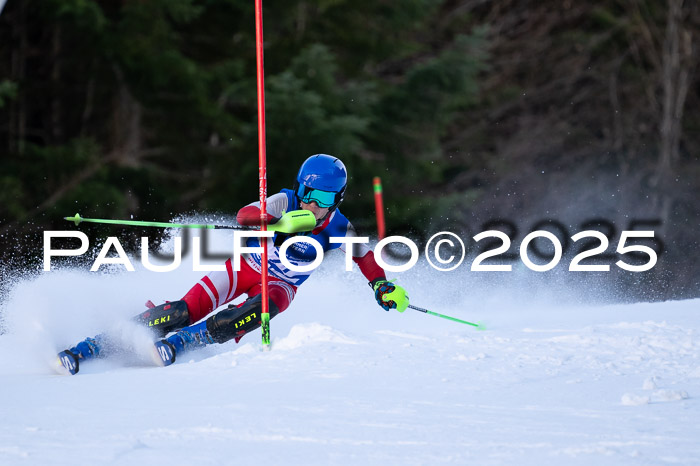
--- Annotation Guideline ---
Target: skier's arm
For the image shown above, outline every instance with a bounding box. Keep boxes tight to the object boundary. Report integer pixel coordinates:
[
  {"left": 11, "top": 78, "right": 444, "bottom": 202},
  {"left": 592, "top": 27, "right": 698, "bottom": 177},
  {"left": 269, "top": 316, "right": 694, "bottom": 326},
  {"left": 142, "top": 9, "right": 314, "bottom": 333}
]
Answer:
[
  {"left": 354, "top": 251, "right": 385, "bottom": 284},
  {"left": 343, "top": 222, "right": 409, "bottom": 312},
  {"left": 236, "top": 192, "right": 289, "bottom": 226},
  {"left": 339, "top": 222, "right": 385, "bottom": 282}
]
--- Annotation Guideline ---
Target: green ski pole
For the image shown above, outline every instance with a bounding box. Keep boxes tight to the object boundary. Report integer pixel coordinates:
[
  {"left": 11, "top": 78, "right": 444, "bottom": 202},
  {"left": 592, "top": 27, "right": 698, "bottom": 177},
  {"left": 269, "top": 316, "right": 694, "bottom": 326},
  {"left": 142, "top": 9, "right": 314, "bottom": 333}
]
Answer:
[
  {"left": 66, "top": 213, "right": 223, "bottom": 230},
  {"left": 408, "top": 305, "right": 485, "bottom": 330},
  {"left": 64, "top": 210, "right": 316, "bottom": 234}
]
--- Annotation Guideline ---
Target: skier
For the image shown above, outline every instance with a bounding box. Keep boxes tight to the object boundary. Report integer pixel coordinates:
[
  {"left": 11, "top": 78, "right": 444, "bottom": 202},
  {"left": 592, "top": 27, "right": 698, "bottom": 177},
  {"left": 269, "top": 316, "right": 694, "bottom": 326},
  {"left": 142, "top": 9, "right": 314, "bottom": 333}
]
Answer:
[{"left": 58, "top": 154, "right": 409, "bottom": 374}]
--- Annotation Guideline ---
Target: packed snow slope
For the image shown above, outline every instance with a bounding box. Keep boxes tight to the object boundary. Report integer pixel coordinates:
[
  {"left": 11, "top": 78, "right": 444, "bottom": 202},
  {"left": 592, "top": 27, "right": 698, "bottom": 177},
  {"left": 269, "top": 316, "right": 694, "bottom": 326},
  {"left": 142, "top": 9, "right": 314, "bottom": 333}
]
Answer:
[{"left": 0, "top": 230, "right": 699, "bottom": 465}]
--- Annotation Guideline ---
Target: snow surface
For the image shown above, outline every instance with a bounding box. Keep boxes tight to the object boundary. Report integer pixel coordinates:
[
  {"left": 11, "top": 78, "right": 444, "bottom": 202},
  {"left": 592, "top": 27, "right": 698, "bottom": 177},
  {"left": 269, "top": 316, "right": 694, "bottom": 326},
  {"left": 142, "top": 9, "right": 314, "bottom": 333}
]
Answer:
[{"left": 1, "top": 229, "right": 699, "bottom": 465}]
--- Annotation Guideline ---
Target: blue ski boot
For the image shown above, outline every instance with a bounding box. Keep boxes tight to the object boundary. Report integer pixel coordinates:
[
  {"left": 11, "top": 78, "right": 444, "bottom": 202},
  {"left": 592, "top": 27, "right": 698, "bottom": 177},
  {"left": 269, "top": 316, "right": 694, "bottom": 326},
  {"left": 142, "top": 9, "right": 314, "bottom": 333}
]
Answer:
[
  {"left": 57, "top": 335, "right": 105, "bottom": 375},
  {"left": 153, "top": 321, "right": 214, "bottom": 367}
]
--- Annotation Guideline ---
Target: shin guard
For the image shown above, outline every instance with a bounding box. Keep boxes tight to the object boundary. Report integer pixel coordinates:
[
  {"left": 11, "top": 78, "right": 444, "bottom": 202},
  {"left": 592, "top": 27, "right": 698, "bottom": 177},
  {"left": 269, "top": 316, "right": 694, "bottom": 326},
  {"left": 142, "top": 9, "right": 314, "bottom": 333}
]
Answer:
[
  {"left": 134, "top": 300, "right": 190, "bottom": 337},
  {"left": 205, "top": 294, "right": 280, "bottom": 344}
]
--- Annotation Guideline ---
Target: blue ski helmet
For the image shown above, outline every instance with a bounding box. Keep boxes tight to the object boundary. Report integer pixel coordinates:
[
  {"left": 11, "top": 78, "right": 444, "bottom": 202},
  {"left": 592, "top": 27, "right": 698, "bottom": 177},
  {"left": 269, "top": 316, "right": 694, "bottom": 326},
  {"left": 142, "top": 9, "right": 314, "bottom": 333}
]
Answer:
[{"left": 294, "top": 154, "right": 347, "bottom": 212}]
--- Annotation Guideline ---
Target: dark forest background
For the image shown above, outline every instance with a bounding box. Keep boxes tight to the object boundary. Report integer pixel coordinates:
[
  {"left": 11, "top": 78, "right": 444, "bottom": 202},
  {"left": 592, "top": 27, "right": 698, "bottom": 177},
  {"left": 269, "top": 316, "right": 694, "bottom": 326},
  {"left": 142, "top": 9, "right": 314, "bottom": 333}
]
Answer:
[{"left": 0, "top": 0, "right": 698, "bottom": 301}]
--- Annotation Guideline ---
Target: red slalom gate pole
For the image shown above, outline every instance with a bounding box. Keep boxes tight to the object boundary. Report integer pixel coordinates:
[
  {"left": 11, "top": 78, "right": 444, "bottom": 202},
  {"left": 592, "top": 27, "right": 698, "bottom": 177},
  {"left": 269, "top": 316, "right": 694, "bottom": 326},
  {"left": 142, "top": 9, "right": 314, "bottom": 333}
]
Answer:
[
  {"left": 373, "top": 176, "right": 386, "bottom": 240},
  {"left": 255, "top": 0, "right": 271, "bottom": 350}
]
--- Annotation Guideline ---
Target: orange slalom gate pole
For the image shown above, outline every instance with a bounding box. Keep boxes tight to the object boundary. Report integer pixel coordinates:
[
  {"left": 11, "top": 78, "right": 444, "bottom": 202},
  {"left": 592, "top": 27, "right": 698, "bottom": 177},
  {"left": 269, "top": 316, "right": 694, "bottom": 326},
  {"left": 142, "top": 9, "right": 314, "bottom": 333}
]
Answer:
[{"left": 373, "top": 176, "right": 386, "bottom": 240}]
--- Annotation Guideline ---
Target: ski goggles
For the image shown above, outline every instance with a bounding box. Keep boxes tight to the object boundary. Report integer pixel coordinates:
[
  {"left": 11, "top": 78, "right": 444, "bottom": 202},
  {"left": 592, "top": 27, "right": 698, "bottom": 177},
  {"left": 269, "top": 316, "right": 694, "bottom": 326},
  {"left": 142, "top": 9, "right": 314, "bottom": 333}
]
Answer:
[{"left": 296, "top": 185, "right": 340, "bottom": 208}]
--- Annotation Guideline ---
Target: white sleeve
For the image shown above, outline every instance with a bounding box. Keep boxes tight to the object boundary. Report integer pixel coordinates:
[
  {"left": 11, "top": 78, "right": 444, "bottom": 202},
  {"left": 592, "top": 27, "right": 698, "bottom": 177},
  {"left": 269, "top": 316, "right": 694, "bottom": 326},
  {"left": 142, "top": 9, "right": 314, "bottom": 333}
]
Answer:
[
  {"left": 338, "top": 221, "right": 372, "bottom": 258},
  {"left": 245, "top": 192, "right": 289, "bottom": 219}
]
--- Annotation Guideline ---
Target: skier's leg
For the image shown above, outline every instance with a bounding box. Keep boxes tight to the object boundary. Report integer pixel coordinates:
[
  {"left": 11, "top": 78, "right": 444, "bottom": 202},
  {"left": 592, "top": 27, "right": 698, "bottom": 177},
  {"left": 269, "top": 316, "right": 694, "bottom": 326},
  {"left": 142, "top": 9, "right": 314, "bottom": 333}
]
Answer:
[
  {"left": 133, "top": 300, "right": 190, "bottom": 338},
  {"left": 203, "top": 278, "right": 296, "bottom": 344},
  {"left": 179, "top": 258, "right": 295, "bottom": 328},
  {"left": 208, "top": 293, "right": 281, "bottom": 343},
  {"left": 154, "top": 279, "right": 296, "bottom": 365},
  {"left": 179, "top": 257, "right": 249, "bottom": 323},
  {"left": 57, "top": 299, "right": 192, "bottom": 374},
  {"left": 65, "top": 300, "right": 190, "bottom": 360},
  {"left": 58, "top": 260, "right": 240, "bottom": 374}
]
